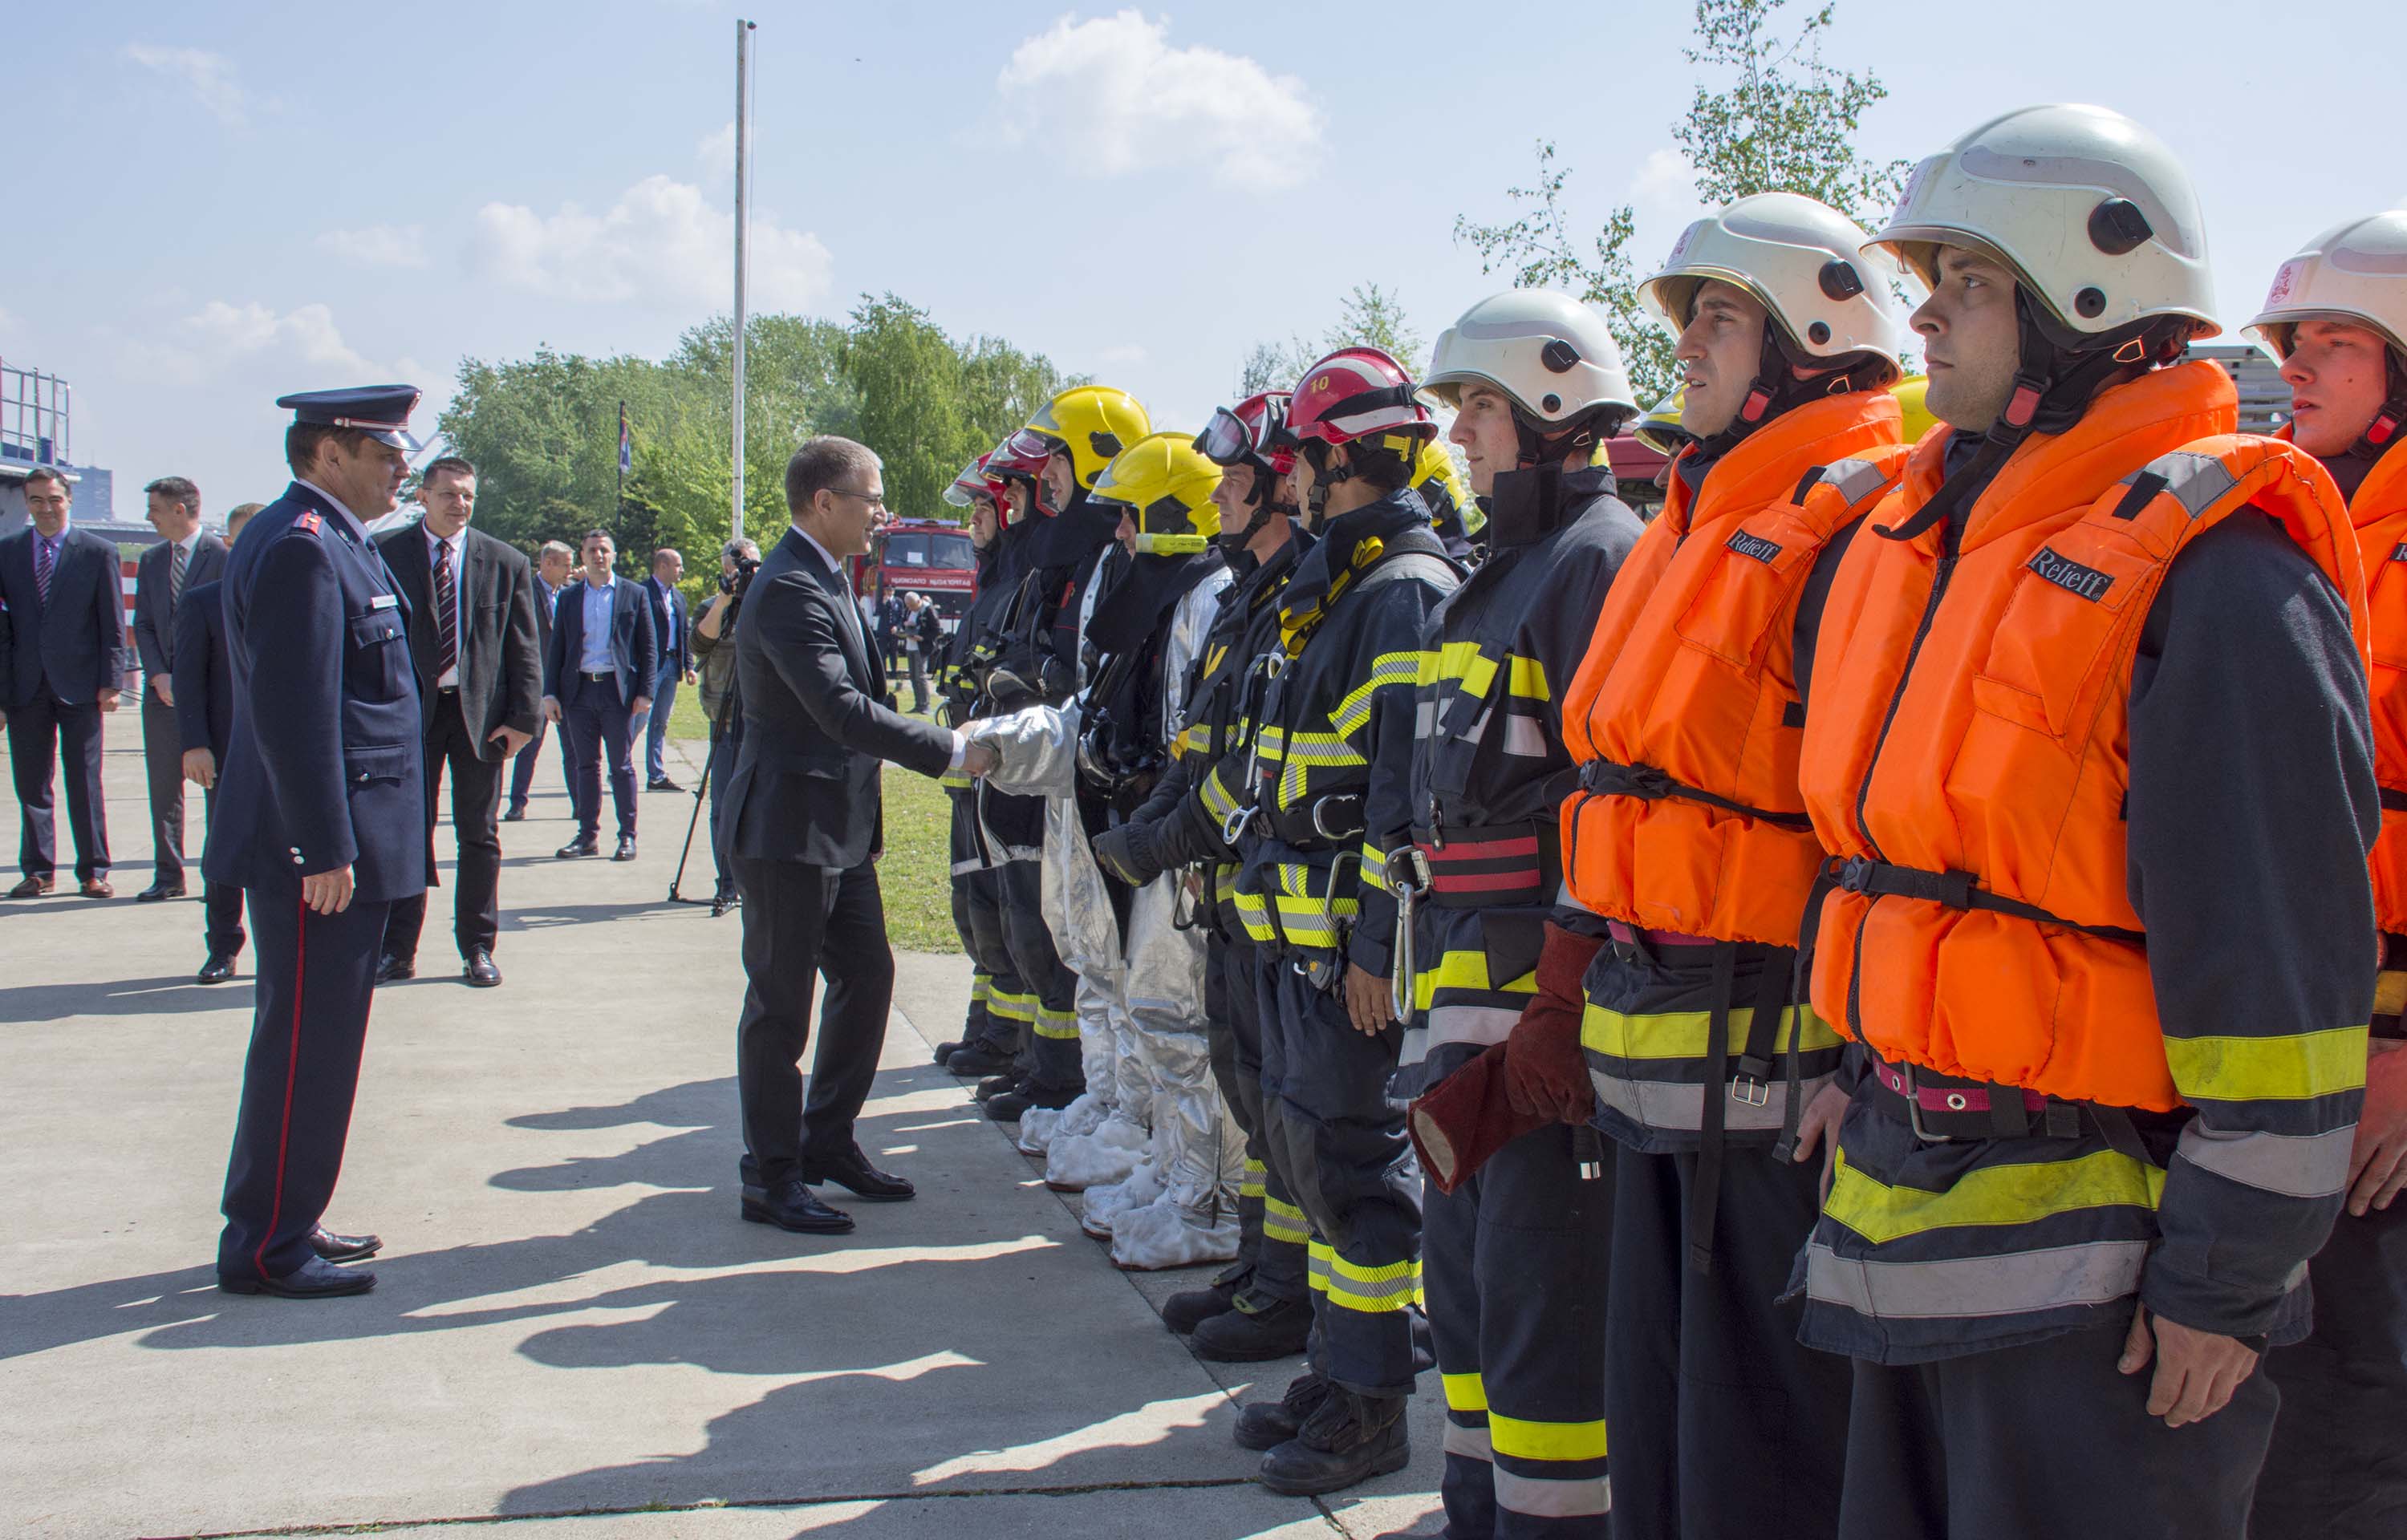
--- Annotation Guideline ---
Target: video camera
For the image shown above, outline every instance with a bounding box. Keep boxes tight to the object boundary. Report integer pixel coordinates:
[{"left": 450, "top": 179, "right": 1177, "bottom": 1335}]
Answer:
[{"left": 720, "top": 553, "right": 763, "bottom": 600}]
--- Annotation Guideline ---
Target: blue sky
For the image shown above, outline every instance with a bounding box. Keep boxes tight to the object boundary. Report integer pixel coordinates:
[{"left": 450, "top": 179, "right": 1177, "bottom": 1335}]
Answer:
[{"left": 5, "top": 0, "right": 2396, "bottom": 520}]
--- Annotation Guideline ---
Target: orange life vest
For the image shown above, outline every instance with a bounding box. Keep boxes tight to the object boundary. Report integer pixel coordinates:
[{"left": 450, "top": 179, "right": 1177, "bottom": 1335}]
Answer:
[
  {"left": 1799, "top": 363, "right": 2366, "bottom": 1112},
  {"left": 1561, "top": 391, "right": 1908, "bottom": 945},
  {"left": 2333, "top": 440, "right": 2407, "bottom": 938}
]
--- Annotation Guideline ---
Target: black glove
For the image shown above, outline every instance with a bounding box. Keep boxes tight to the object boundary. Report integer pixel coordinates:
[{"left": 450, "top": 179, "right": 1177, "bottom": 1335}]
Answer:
[{"left": 1092, "top": 821, "right": 1169, "bottom": 886}]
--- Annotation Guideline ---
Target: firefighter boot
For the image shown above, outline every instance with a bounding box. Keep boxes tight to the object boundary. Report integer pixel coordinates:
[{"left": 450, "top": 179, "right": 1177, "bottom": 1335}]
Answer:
[
  {"left": 1191, "top": 1292, "right": 1314, "bottom": 1362},
  {"left": 1162, "top": 1266, "right": 1247, "bottom": 1333},
  {"left": 1257, "top": 1388, "right": 1411, "bottom": 1497},
  {"left": 1234, "top": 1369, "right": 1331, "bottom": 1452}
]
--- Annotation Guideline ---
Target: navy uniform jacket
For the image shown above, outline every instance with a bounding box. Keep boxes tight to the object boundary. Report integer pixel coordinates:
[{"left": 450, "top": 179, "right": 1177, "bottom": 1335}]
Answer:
[
  {"left": 172, "top": 576, "right": 235, "bottom": 760},
  {"left": 201, "top": 481, "right": 427, "bottom": 903},
  {"left": 0, "top": 522, "right": 128, "bottom": 708},
  {"left": 543, "top": 575, "right": 660, "bottom": 710}
]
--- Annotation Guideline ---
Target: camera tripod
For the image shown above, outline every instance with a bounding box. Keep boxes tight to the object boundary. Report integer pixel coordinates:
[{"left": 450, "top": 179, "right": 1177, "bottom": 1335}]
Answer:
[{"left": 667, "top": 681, "right": 741, "bottom": 914}]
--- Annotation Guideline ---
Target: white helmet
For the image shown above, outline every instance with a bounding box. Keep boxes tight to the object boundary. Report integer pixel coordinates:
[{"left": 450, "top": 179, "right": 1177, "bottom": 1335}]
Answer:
[
  {"left": 2247, "top": 211, "right": 2407, "bottom": 362},
  {"left": 1420, "top": 289, "right": 1640, "bottom": 429},
  {"left": 1869, "top": 103, "right": 2217, "bottom": 342},
  {"left": 1641, "top": 191, "right": 1906, "bottom": 375}
]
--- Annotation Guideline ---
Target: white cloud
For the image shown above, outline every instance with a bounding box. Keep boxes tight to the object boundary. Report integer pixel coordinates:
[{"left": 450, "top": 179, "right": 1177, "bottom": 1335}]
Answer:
[
  {"left": 124, "top": 44, "right": 250, "bottom": 126},
  {"left": 469, "top": 174, "right": 831, "bottom": 312},
  {"left": 121, "top": 301, "right": 380, "bottom": 389},
  {"left": 697, "top": 122, "right": 737, "bottom": 184},
  {"left": 1630, "top": 148, "right": 1696, "bottom": 211},
  {"left": 995, "top": 11, "right": 1321, "bottom": 191},
  {"left": 316, "top": 223, "right": 429, "bottom": 270}
]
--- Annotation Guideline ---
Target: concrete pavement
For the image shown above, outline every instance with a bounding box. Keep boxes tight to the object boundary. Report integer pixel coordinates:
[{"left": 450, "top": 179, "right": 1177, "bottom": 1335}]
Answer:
[{"left": 0, "top": 733, "right": 1447, "bottom": 1539}]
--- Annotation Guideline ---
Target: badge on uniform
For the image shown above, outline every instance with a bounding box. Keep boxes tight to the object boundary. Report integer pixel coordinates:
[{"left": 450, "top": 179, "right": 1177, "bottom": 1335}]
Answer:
[
  {"left": 371, "top": 594, "right": 400, "bottom": 610},
  {"left": 296, "top": 511, "right": 323, "bottom": 533}
]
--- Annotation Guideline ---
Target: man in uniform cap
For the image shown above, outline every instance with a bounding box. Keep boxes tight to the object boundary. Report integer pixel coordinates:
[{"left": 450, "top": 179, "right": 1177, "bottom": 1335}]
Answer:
[{"left": 207, "top": 385, "right": 428, "bottom": 1299}]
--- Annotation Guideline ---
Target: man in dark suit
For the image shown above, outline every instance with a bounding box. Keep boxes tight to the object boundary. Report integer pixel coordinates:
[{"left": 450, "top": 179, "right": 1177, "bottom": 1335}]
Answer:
[
  {"left": 208, "top": 385, "right": 429, "bottom": 1299},
  {"left": 173, "top": 500, "right": 262, "bottom": 983},
  {"left": 723, "top": 435, "right": 992, "bottom": 1235},
  {"left": 0, "top": 465, "right": 127, "bottom": 898},
  {"left": 372, "top": 457, "right": 543, "bottom": 987},
  {"left": 131, "top": 474, "right": 229, "bottom": 902},
  {"left": 542, "top": 529, "right": 657, "bottom": 860},
  {"left": 642, "top": 547, "right": 696, "bottom": 792},
  {"left": 505, "top": 541, "right": 578, "bottom": 821}
]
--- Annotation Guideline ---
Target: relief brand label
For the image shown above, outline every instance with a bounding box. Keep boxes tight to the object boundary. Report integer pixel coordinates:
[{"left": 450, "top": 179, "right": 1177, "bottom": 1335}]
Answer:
[
  {"left": 2026, "top": 545, "right": 2115, "bottom": 602},
  {"left": 1724, "top": 530, "right": 1784, "bottom": 564}
]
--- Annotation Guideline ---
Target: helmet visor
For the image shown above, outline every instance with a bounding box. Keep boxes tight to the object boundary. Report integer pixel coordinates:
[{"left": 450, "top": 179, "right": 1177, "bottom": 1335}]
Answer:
[
  {"left": 988, "top": 430, "right": 1056, "bottom": 480},
  {"left": 1193, "top": 407, "right": 1254, "bottom": 468}
]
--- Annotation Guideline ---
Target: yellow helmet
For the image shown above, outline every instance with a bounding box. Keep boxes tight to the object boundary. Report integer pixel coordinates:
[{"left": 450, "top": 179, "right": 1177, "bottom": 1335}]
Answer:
[
  {"left": 1633, "top": 387, "right": 1691, "bottom": 457},
  {"left": 1090, "top": 431, "right": 1224, "bottom": 553},
  {"left": 1411, "top": 439, "right": 1483, "bottom": 535},
  {"left": 1890, "top": 375, "right": 1939, "bottom": 443},
  {"left": 1009, "top": 385, "right": 1153, "bottom": 490}
]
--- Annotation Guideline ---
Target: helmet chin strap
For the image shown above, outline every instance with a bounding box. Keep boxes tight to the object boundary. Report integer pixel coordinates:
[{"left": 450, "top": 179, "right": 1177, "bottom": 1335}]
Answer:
[{"left": 1881, "top": 291, "right": 2188, "bottom": 543}]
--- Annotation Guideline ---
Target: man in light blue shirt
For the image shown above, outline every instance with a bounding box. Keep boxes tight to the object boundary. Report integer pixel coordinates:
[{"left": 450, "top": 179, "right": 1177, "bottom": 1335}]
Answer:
[{"left": 541, "top": 529, "right": 656, "bottom": 859}]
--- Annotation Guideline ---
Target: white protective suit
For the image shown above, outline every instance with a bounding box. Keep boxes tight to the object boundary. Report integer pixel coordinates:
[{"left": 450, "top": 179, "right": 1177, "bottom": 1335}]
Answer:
[{"left": 971, "top": 562, "right": 1244, "bottom": 1269}]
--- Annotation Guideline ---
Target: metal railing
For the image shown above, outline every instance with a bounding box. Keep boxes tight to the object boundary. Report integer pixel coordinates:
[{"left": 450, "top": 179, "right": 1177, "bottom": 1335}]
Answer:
[{"left": 1, "top": 357, "right": 72, "bottom": 471}]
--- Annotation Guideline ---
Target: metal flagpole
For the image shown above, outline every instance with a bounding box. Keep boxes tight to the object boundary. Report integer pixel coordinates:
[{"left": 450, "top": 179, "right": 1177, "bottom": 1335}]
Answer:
[{"left": 731, "top": 18, "right": 755, "bottom": 545}]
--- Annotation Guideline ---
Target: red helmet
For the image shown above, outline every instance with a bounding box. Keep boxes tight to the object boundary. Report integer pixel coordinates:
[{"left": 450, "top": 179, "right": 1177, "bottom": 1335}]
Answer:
[
  {"left": 983, "top": 435, "right": 1061, "bottom": 520},
  {"left": 1195, "top": 391, "right": 1298, "bottom": 477},
  {"left": 944, "top": 452, "right": 1001, "bottom": 508},
  {"left": 1287, "top": 347, "right": 1434, "bottom": 448}
]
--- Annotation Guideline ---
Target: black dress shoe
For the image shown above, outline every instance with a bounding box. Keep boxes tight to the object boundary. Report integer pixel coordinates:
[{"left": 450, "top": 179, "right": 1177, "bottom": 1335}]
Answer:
[
  {"left": 463, "top": 949, "right": 502, "bottom": 987},
  {"left": 613, "top": 835, "right": 638, "bottom": 861},
  {"left": 741, "top": 1178, "right": 855, "bottom": 1234},
  {"left": 798, "top": 1147, "right": 915, "bottom": 1202},
  {"left": 197, "top": 954, "right": 237, "bottom": 985},
  {"left": 374, "top": 954, "right": 415, "bottom": 985},
  {"left": 136, "top": 881, "right": 187, "bottom": 902},
  {"left": 501, "top": 805, "right": 526, "bottom": 823},
  {"left": 218, "top": 1254, "right": 376, "bottom": 1299},
  {"left": 308, "top": 1225, "right": 383, "bottom": 1262},
  {"left": 647, "top": 776, "right": 684, "bottom": 792},
  {"left": 7, "top": 875, "right": 55, "bottom": 898},
  {"left": 557, "top": 837, "right": 599, "bottom": 858}
]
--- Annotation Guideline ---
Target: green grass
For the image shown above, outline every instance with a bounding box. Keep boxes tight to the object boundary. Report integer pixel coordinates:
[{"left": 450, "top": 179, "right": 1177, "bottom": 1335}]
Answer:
[{"left": 665, "top": 663, "right": 959, "bottom": 955}]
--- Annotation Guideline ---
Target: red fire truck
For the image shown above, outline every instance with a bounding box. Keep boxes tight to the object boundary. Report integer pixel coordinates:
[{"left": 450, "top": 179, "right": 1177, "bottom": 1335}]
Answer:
[{"left": 848, "top": 517, "right": 979, "bottom": 633}]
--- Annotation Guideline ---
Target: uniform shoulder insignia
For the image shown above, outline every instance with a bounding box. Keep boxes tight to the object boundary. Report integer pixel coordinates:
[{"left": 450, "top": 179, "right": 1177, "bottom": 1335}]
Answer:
[{"left": 294, "top": 511, "right": 323, "bottom": 533}]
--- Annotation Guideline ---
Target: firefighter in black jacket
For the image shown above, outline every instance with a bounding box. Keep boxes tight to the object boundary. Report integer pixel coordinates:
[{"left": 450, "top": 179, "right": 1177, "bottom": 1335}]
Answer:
[
  {"left": 1091, "top": 391, "right": 1317, "bottom": 1358},
  {"left": 1220, "top": 348, "right": 1461, "bottom": 1494},
  {"left": 1406, "top": 290, "right": 1646, "bottom": 1536}
]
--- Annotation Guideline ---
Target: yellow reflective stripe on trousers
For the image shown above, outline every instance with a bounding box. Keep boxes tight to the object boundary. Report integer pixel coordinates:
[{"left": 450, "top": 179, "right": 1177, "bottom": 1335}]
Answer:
[
  {"left": 1488, "top": 1412, "right": 1609, "bottom": 1464},
  {"left": 969, "top": 973, "right": 992, "bottom": 1005},
  {"left": 986, "top": 989, "right": 1037, "bottom": 1024},
  {"left": 1441, "top": 1371, "right": 1488, "bottom": 1413},
  {"left": 1240, "top": 1157, "right": 1267, "bottom": 1201},
  {"left": 1821, "top": 1144, "right": 2166, "bottom": 1246},
  {"left": 1032, "top": 1004, "right": 1080, "bottom": 1040},
  {"left": 1581, "top": 1001, "right": 1841, "bottom": 1060},
  {"left": 1264, "top": 1195, "right": 1309, "bottom": 1246},
  {"left": 2164, "top": 1024, "right": 2368, "bottom": 1103},
  {"left": 1417, "top": 948, "right": 1540, "bottom": 1006},
  {"left": 1307, "top": 1238, "right": 1421, "bottom": 1313}
]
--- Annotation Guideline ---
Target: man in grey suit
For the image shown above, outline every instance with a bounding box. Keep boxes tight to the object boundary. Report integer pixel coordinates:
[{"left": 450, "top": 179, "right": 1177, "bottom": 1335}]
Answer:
[
  {"left": 132, "top": 475, "right": 229, "bottom": 901},
  {"left": 723, "top": 436, "right": 995, "bottom": 1236}
]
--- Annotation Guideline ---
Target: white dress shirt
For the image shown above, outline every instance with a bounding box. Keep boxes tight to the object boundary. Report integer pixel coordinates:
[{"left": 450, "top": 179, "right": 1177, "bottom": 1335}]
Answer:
[{"left": 423, "top": 524, "right": 466, "bottom": 688}]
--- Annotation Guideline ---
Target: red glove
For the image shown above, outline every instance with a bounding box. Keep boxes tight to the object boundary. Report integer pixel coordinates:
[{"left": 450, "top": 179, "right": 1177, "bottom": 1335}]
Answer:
[{"left": 1501, "top": 922, "right": 1603, "bottom": 1125}]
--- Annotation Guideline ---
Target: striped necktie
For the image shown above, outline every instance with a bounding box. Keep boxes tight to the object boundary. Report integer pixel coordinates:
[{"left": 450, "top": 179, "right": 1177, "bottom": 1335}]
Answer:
[
  {"left": 433, "top": 537, "right": 458, "bottom": 679},
  {"left": 169, "top": 541, "right": 189, "bottom": 610},
  {"left": 35, "top": 534, "right": 55, "bottom": 607}
]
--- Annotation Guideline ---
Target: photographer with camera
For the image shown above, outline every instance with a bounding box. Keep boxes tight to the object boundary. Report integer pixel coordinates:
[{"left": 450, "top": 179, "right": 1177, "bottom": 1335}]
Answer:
[{"left": 685, "top": 537, "right": 761, "bottom": 916}]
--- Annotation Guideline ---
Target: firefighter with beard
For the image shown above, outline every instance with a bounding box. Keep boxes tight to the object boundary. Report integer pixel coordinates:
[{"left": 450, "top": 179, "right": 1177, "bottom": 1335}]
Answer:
[
  {"left": 1794, "top": 107, "right": 2372, "bottom": 1539},
  {"left": 1089, "top": 393, "right": 1319, "bottom": 1358},
  {"left": 1220, "top": 347, "right": 1460, "bottom": 1495},
  {"left": 1541, "top": 194, "right": 1910, "bottom": 1540},
  {"left": 968, "top": 387, "right": 1151, "bottom": 1128},
  {"left": 2245, "top": 211, "right": 2407, "bottom": 1540},
  {"left": 929, "top": 454, "right": 1040, "bottom": 1080},
  {"left": 1401, "top": 290, "right": 1645, "bottom": 1537}
]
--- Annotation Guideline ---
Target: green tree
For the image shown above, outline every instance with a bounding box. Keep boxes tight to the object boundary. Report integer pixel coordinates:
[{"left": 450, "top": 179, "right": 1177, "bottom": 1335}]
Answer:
[
  {"left": 1239, "top": 282, "right": 1429, "bottom": 399},
  {"left": 1453, "top": 0, "right": 1906, "bottom": 404}
]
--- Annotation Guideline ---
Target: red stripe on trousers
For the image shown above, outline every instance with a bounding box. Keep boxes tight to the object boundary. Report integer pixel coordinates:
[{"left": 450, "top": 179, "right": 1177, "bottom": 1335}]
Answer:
[{"left": 253, "top": 891, "right": 307, "bottom": 1281}]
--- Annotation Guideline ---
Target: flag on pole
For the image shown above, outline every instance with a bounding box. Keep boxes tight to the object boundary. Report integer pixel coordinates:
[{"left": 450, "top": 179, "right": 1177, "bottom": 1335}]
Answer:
[{"left": 618, "top": 403, "right": 633, "bottom": 477}]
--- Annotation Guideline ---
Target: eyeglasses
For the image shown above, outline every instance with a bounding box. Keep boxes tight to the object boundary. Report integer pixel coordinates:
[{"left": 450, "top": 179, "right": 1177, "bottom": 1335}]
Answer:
[{"left": 826, "top": 486, "right": 889, "bottom": 513}]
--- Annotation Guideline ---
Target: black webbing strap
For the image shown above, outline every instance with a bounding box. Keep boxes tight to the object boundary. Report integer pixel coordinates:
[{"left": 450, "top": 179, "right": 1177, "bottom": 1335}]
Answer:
[
  {"left": 1580, "top": 759, "right": 1815, "bottom": 831},
  {"left": 1691, "top": 944, "right": 1740, "bottom": 1276},
  {"left": 1836, "top": 857, "right": 2145, "bottom": 945},
  {"left": 2381, "top": 787, "right": 2407, "bottom": 814}
]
